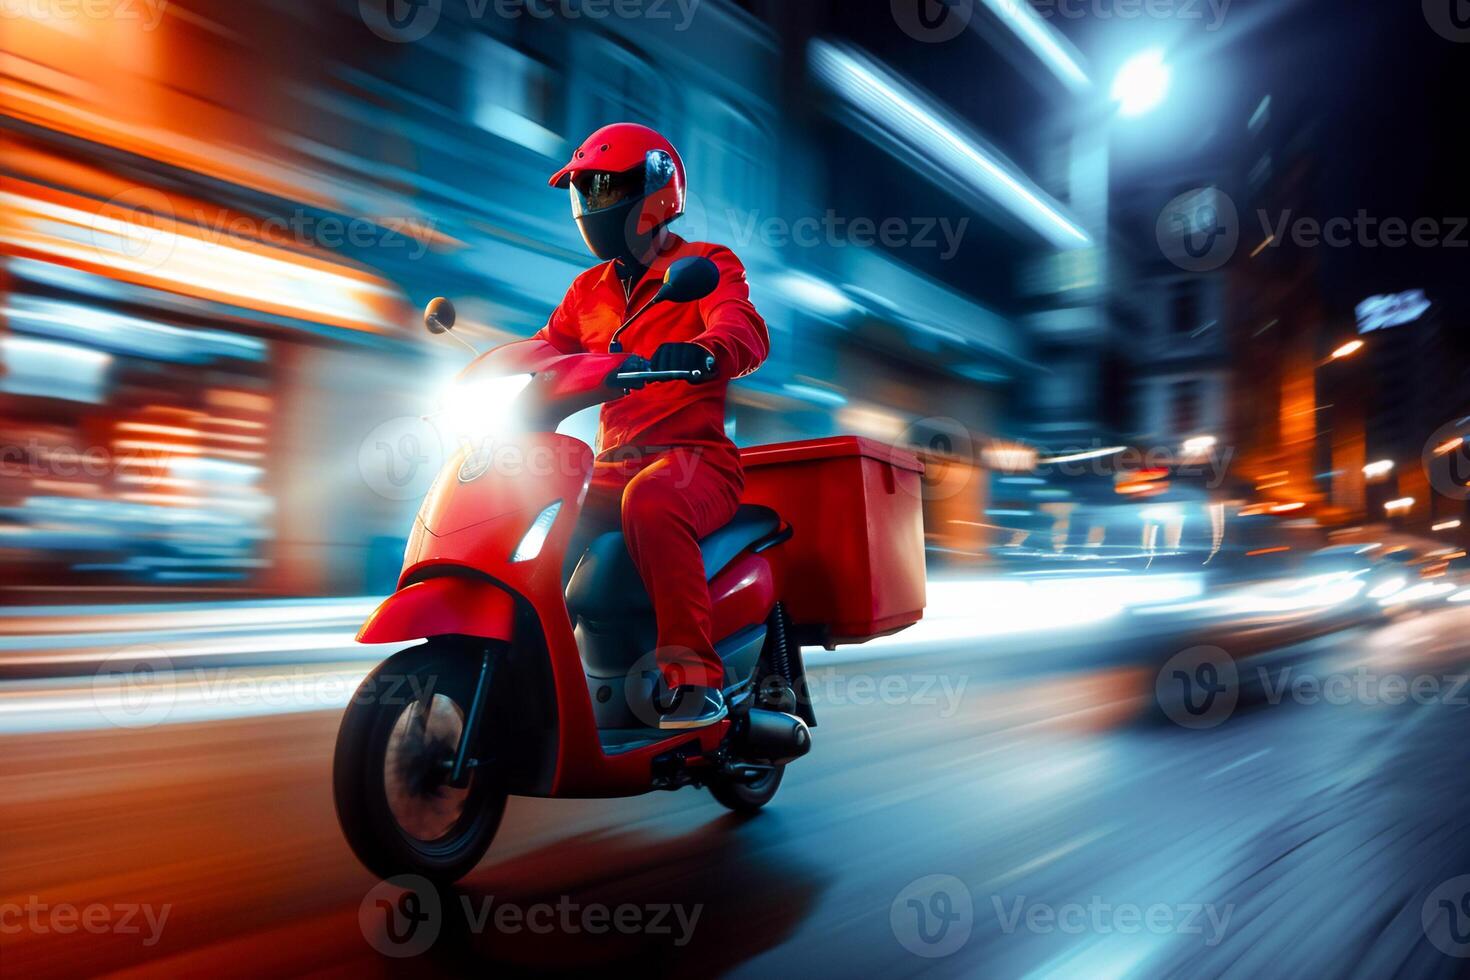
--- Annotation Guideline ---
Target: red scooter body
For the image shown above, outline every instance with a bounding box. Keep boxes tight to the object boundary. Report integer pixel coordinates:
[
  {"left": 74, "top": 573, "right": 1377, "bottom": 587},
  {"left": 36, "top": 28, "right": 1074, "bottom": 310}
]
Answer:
[
  {"left": 355, "top": 338, "right": 781, "bottom": 798},
  {"left": 335, "top": 267, "right": 919, "bottom": 883}
]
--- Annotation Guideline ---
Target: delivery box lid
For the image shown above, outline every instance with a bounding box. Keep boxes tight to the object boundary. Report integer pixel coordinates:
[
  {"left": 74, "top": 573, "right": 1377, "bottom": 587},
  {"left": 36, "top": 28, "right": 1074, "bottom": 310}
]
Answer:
[{"left": 740, "top": 435, "right": 923, "bottom": 474}]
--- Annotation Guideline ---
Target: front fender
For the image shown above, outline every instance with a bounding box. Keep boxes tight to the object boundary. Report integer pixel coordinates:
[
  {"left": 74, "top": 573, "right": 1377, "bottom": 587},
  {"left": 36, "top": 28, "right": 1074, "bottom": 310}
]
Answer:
[{"left": 357, "top": 577, "right": 515, "bottom": 644}]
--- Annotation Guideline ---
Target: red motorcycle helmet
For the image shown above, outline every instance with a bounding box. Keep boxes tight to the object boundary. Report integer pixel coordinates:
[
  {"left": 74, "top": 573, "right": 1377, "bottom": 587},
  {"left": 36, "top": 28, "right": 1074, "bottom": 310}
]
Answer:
[{"left": 549, "top": 123, "right": 686, "bottom": 261}]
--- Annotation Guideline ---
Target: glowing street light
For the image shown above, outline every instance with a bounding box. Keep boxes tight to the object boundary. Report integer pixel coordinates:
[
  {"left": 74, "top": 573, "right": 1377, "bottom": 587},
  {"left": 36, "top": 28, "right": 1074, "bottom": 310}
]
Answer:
[
  {"left": 1363, "top": 459, "right": 1395, "bottom": 480},
  {"left": 1330, "top": 339, "right": 1365, "bottom": 360},
  {"left": 1111, "top": 50, "right": 1171, "bottom": 117}
]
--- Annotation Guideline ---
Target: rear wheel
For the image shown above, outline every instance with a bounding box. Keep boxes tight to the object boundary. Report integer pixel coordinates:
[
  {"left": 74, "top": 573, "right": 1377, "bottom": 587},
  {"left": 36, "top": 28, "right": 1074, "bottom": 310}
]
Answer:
[
  {"left": 333, "top": 641, "right": 507, "bottom": 883},
  {"left": 707, "top": 763, "right": 784, "bottom": 813}
]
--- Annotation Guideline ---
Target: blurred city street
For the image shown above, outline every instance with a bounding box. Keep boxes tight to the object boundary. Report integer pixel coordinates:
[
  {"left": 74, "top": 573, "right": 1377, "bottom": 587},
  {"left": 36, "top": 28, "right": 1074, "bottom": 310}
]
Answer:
[
  {"left": 6, "top": 586, "right": 1470, "bottom": 976},
  {"left": 4, "top": 0, "right": 1470, "bottom": 975}
]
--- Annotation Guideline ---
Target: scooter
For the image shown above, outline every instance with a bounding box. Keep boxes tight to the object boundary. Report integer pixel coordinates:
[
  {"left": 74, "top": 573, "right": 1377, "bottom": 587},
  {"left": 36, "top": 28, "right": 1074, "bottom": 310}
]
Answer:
[{"left": 334, "top": 257, "right": 826, "bottom": 884}]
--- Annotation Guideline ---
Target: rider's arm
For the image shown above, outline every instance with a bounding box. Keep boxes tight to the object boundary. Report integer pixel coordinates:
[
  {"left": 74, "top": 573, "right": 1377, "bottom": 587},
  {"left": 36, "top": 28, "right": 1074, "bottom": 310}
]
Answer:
[
  {"left": 534, "top": 284, "right": 585, "bottom": 354},
  {"left": 692, "top": 246, "right": 769, "bottom": 379}
]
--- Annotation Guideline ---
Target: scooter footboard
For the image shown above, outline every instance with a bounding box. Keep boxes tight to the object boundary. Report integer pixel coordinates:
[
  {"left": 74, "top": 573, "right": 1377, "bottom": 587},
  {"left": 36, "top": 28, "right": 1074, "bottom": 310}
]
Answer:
[{"left": 357, "top": 577, "right": 516, "bottom": 644}]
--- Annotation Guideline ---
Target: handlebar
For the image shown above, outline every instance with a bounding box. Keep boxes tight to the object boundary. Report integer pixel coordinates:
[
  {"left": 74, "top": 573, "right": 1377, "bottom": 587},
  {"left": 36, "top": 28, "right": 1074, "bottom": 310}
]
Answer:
[
  {"left": 612, "top": 353, "right": 716, "bottom": 387},
  {"left": 615, "top": 367, "right": 710, "bottom": 383}
]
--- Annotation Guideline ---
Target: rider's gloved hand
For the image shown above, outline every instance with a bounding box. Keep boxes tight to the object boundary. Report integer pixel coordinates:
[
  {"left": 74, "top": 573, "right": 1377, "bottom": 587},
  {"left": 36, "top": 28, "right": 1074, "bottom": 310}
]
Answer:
[
  {"left": 614, "top": 353, "right": 651, "bottom": 389},
  {"left": 650, "top": 342, "right": 717, "bottom": 383}
]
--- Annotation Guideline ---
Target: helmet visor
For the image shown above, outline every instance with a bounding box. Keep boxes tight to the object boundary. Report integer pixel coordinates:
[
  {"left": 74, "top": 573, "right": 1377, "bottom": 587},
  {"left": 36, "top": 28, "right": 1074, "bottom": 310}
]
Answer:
[
  {"left": 569, "top": 150, "right": 677, "bottom": 218},
  {"left": 571, "top": 166, "right": 646, "bottom": 218}
]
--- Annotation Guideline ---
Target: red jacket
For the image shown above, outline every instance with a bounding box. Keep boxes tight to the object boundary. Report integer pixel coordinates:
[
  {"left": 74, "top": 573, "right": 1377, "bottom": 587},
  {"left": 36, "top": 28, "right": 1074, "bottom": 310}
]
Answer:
[{"left": 536, "top": 236, "right": 769, "bottom": 458}]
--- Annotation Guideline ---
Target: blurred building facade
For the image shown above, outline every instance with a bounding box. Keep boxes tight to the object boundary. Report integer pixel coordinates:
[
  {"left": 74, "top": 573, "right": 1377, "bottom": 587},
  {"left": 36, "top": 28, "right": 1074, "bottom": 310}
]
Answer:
[
  {"left": 1, "top": 0, "right": 1129, "bottom": 599},
  {"left": 1223, "top": 82, "right": 1470, "bottom": 543}
]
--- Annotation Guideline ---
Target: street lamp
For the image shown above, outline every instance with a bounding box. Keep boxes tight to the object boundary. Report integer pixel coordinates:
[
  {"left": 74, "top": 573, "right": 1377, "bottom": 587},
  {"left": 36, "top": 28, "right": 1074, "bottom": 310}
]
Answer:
[
  {"left": 1330, "top": 339, "right": 1364, "bottom": 360},
  {"left": 1111, "top": 50, "right": 1171, "bottom": 117}
]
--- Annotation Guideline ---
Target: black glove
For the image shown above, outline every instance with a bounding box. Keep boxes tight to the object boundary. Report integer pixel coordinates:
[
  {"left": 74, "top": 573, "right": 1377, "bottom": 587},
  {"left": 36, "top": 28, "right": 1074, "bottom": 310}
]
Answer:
[{"left": 650, "top": 342, "right": 717, "bottom": 383}]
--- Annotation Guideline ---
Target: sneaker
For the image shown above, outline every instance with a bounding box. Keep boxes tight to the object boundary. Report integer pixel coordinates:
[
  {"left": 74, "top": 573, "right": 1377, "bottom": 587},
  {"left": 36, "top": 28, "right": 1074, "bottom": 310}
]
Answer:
[{"left": 657, "top": 685, "right": 728, "bottom": 730}]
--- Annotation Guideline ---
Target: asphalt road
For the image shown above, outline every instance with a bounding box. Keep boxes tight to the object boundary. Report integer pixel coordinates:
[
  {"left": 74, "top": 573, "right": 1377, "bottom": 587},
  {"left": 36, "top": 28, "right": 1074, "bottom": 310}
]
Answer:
[{"left": 5, "top": 603, "right": 1470, "bottom": 978}]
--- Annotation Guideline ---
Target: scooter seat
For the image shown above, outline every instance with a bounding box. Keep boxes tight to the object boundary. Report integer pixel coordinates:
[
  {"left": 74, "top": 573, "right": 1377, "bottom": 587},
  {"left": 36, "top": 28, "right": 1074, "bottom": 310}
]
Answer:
[{"left": 566, "top": 504, "right": 780, "bottom": 616}]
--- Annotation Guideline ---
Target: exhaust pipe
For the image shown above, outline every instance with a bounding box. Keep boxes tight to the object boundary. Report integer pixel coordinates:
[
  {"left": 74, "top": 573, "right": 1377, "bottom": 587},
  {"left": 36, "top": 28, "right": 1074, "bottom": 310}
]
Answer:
[{"left": 738, "top": 708, "right": 811, "bottom": 764}]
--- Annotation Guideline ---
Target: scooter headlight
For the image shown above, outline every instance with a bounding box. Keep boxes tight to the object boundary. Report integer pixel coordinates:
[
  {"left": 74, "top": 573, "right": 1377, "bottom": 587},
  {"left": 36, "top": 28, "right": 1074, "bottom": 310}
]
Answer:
[
  {"left": 439, "top": 374, "right": 533, "bottom": 438},
  {"left": 512, "top": 500, "right": 562, "bottom": 563}
]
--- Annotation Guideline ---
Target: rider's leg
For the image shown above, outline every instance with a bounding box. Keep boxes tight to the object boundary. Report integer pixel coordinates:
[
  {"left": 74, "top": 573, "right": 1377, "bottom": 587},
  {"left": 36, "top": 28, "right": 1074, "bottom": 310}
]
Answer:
[{"left": 618, "top": 448, "right": 742, "bottom": 690}]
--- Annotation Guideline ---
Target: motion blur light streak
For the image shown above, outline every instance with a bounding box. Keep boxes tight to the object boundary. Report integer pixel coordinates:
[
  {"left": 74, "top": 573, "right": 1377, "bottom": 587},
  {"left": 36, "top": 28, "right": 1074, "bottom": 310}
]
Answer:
[
  {"left": 861, "top": 573, "right": 1204, "bottom": 650},
  {"left": 1381, "top": 582, "right": 1457, "bottom": 606},
  {"left": 809, "top": 40, "right": 1093, "bottom": 248},
  {"left": 1039, "top": 446, "right": 1127, "bottom": 465},
  {"left": 0, "top": 185, "right": 403, "bottom": 333},
  {"left": 0, "top": 664, "right": 376, "bottom": 734},
  {"left": 979, "top": 0, "right": 1092, "bottom": 93},
  {"left": 1367, "top": 576, "right": 1408, "bottom": 600},
  {"left": 776, "top": 272, "right": 855, "bottom": 316}
]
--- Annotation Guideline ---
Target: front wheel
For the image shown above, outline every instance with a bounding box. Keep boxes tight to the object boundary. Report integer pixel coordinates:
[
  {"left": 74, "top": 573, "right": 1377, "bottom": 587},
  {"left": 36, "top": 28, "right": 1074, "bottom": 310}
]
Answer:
[{"left": 333, "top": 640, "right": 507, "bottom": 883}]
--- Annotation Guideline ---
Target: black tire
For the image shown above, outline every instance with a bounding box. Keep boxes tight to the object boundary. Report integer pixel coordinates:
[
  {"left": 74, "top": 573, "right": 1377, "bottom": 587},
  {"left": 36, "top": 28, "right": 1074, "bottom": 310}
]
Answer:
[
  {"left": 333, "top": 640, "right": 507, "bottom": 884},
  {"left": 707, "top": 764, "right": 784, "bottom": 813}
]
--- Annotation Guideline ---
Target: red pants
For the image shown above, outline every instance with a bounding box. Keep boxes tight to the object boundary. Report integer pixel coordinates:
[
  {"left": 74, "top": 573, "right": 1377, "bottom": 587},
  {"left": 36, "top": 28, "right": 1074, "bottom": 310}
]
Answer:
[{"left": 583, "top": 447, "right": 742, "bottom": 688}]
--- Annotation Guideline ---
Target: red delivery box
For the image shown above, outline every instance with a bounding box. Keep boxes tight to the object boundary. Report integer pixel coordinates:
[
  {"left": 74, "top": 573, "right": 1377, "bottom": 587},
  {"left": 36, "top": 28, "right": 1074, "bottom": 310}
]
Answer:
[{"left": 739, "top": 436, "right": 926, "bottom": 647}]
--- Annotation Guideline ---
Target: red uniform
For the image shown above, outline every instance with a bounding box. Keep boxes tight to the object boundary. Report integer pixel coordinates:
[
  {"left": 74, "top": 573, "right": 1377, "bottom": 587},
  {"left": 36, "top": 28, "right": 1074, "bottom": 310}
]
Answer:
[{"left": 536, "top": 234, "right": 769, "bottom": 686}]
